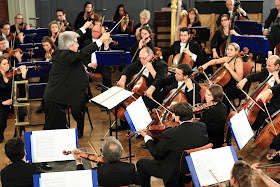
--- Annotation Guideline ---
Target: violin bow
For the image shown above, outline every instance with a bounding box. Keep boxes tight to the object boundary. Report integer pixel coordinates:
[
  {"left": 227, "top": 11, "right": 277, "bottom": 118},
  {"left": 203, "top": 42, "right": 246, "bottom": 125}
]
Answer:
[
  {"left": 192, "top": 82, "right": 195, "bottom": 120},
  {"left": 209, "top": 170, "right": 222, "bottom": 186},
  {"left": 264, "top": 103, "right": 278, "bottom": 136},
  {"left": 110, "top": 16, "right": 125, "bottom": 34},
  {"left": 237, "top": 87, "right": 265, "bottom": 112},
  {"left": 149, "top": 96, "right": 175, "bottom": 116},
  {"left": 88, "top": 141, "right": 100, "bottom": 156}
]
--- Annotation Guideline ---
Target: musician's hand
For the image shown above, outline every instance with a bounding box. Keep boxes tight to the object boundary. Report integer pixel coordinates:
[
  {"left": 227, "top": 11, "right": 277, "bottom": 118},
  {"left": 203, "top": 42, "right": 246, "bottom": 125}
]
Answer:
[
  {"left": 139, "top": 129, "right": 147, "bottom": 137},
  {"left": 251, "top": 163, "right": 263, "bottom": 176},
  {"left": 99, "top": 32, "right": 110, "bottom": 43},
  {"left": 82, "top": 21, "right": 93, "bottom": 30},
  {"left": 71, "top": 149, "right": 82, "bottom": 164},
  {"left": 261, "top": 89, "right": 271, "bottom": 103},
  {"left": 272, "top": 70, "right": 280, "bottom": 83},
  {"left": 145, "top": 86, "right": 155, "bottom": 98},
  {"left": 237, "top": 78, "right": 248, "bottom": 90},
  {"left": 2, "top": 99, "right": 12, "bottom": 106},
  {"left": 230, "top": 29, "right": 237, "bottom": 35},
  {"left": 201, "top": 64, "right": 208, "bottom": 71},
  {"left": 239, "top": 7, "right": 246, "bottom": 15},
  {"left": 223, "top": 63, "right": 230, "bottom": 70},
  {"left": 104, "top": 38, "right": 110, "bottom": 48},
  {"left": 88, "top": 63, "right": 97, "bottom": 69},
  {"left": 183, "top": 48, "right": 193, "bottom": 57},
  {"left": 117, "top": 76, "right": 126, "bottom": 88},
  {"left": 212, "top": 51, "right": 219, "bottom": 59},
  {"left": 184, "top": 77, "right": 193, "bottom": 90},
  {"left": 263, "top": 30, "right": 269, "bottom": 36},
  {"left": 138, "top": 38, "right": 146, "bottom": 49},
  {"left": 14, "top": 51, "right": 23, "bottom": 62},
  {"left": 18, "top": 32, "right": 25, "bottom": 44}
]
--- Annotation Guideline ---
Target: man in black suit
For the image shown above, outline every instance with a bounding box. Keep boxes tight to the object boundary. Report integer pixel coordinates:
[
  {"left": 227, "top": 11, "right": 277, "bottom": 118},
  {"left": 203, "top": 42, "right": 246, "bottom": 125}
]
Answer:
[
  {"left": 56, "top": 8, "right": 73, "bottom": 31},
  {"left": 1, "top": 137, "right": 43, "bottom": 187},
  {"left": 263, "top": 0, "right": 280, "bottom": 36},
  {"left": 162, "top": 27, "right": 206, "bottom": 70},
  {"left": 237, "top": 55, "right": 280, "bottom": 131},
  {"left": 145, "top": 63, "right": 201, "bottom": 105},
  {"left": 117, "top": 46, "right": 168, "bottom": 110},
  {"left": 43, "top": 21, "right": 110, "bottom": 130},
  {"left": 137, "top": 102, "right": 209, "bottom": 187},
  {"left": 268, "top": 21, "right": 280, "bottom": 57},
  {"left": 73, "top": 136, "right": 138, "bottom": 186},
  {"left": 216, "top": 0, "right": 249, "bottom": 27}
]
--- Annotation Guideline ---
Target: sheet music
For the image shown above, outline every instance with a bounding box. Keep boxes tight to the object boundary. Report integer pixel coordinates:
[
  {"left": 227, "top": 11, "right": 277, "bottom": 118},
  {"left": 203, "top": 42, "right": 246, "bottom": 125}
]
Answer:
[
  {"left": 190, "top": 146, "right": 235, "bottom": 186},
  {"left": 230, "top": 109, "right": 254, "bottom": 150},
  {"left": 91, "top": 86, "right": 133, "bottom": 109},
  {"left": 126, "top": 96, "right": 152, "bottom": 131},
  {"left": 31, "top": 129, "right": 77, "bottom": 163},
  {"left": 40, "top": 170, "right": 93, "bottom": 187}
]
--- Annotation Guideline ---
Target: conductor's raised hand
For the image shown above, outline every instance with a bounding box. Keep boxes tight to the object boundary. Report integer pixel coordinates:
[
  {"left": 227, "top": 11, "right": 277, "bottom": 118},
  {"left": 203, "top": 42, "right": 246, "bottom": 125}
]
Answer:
[
  {"left": 99, "top": 32, "right": 110, "bottom": 43},
  {"left": 82, "top": 21, "right": 93, "bottom": 30}
]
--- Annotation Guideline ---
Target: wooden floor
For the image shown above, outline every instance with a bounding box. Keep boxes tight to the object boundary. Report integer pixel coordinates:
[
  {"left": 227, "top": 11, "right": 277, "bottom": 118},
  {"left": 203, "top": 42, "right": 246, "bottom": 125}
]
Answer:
[{"left": 1, "top": 64, "right": 280, "bottom": 187}]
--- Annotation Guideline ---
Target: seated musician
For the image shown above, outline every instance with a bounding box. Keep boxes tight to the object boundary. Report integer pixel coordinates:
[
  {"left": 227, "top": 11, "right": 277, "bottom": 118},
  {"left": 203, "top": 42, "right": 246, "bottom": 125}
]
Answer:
[
  {"left": 216, "top": 0, "right": 249, "bottom": 27},
  {"left": 145, "top": 63, "right": 201, "bottom": 105},
  {"left": 187, "top": 8, "right": 201, "bottom": 28},
  {"left": 263, "top": 0, "right": 280, "bottom": 36},
  {"left": 201, "top": 42, "right": 243, "bottom": 115},
  {"left": 0, "top": 20, "right": 23, "bottom": 49},
  {"left": 137, "top": 102, "right": 209, "bottom": 187},
  {"left": 132, "top": 9, "right": 150, "bottom": 40},
  {"left": 268, "top": 19, "right": 280, "bottom": 57},
  {"left": 48, "top": 21, "right": 60, "bottom": 46},
  {"left": 10, "top": 13, "right": 30, "bottom": 44},
  {"left": 211, "top": 14, "right": 241, "bottom": 59},
  {"left": 0, "top": 36, "right": 23, "bottom": 67},
  {"left": 130, "top": 25, "right": 154, "bottom": 62},
  {"left": 162, "top": 27, "right": 206, "bottom": 69},
  {"left": 199, "top": 84, "right": 227, "bottom": 148},
  {"left": 252, "top": 163, "right": 280, "bottom": 187},
  {"left": 113, "top": 4, "right": 130, "bottom": 34},
  {"left": 56, "top": 8, "right": 72, "bottom": 31},
  {"left": 1, "top": 137, "right": 43, "bottom": 187},
  {"left": 117, "top": 47, "right": 168, "bottom": 110},
  {"left": 73, "top": 136, "right": 139, "bottom": 186}
]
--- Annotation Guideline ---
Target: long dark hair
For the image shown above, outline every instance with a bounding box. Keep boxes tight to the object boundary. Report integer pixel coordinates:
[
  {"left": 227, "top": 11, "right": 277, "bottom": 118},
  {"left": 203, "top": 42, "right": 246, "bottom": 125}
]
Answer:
[
  {"left": 113, "top": 4, "right": 128, "bottom": 22},
  {"left": 219, "top": 14, "right": 230, "bottom": 39}
]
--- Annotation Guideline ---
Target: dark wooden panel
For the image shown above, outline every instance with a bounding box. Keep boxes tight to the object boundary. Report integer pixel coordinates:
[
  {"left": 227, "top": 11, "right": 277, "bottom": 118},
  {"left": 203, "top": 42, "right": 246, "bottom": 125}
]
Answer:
[{"left": 0, "top": 0, "right": 9, "bottom": 22}]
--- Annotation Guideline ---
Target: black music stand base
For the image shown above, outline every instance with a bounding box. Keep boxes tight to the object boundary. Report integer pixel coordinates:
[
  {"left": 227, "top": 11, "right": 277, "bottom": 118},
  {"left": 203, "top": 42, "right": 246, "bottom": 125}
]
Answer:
[{"left": 121, "top": 129, "right": 136, "bottom": 163}]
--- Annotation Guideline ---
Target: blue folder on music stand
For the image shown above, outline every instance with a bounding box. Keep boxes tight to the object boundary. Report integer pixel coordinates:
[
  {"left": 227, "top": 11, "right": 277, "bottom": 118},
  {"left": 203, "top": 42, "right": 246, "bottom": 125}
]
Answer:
[
  {"left": 232, "top": 35, "right": 268, "bottom": 54},
  {"left": 234, "top": 20, "right": 262, "bottom": 35},
  {"left": 19, "top": 43, "right": 44, "bottom": 59},
  {"left": 103, "top": 20, "right": 117, "bottom": 34},
  {"left": 96, "top": 51, "right": 131, "bottom": 66},
  {"left": 188, "top": 27, "right": 210, "bottom": 42},
  {"left": 22, "top": 28, "right": 49, "bottom": 43},
  {"left": 17, "top": 61, "right": 52, "bottom": 78},
  {"left": 110, "top": 34, "right": 136, "bottom": 50}
]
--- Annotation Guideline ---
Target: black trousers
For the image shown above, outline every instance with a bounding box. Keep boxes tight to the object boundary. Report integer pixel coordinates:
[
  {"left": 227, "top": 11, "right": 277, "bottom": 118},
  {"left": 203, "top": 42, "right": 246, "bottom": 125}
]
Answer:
[
  {"left": 93, "top": 66, "right": 112, "bottom": 88},
  {"left": 44, "top": 100, "right": 68, "bottom": 130},
  {"left": 71, "top": 94, "right": 88, "bottom": 135}
]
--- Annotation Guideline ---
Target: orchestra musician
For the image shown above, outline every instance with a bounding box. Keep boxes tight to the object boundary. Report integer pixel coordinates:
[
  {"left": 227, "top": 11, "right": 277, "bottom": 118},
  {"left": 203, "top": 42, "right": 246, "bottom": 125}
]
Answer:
[
  {"left": 113, "top": 4, "right": 131, "bottom": 34},
  {"left": 202, "top": 42, "right": 243, "bottom": 115},
  {"left": 117, "top": 47, "right": 168, "bottom": 110},
  {"left": 0, "top": 36, "right": 23, "bottom": 67},
  {"left": 199, "top": 84, "right": 227, "bottom": 148},
  {"left": 10, "top": 13, "right": 31, "bottom": 34},
  {"left": 216, "top": 0, "right": 249, "bottom": 27},
  {"left": 211, "top": 14, "right": 241, "bottom": 59},
  {"left": 130, "top": 25, "right": 154, "bottom": 62},
  {"left": 137, "top": 102, "right": 209, "bottom": 187},
  {"left": 162, "top": 27, "right": 206, "bottom": 69},
  {"left": 0, "top": 56, "right": 27, "bottom": 143},
  {"left": 43, "top": 21, "right": 110, "bottom": 130},
  {"left": 0, "top": 21, "right": 22, "bottom": 49},
  {"left": 48, "top": 21, "right": 60, "bottom": 46},
  {"left": 145, "top": 63, "right": 201, "bottom": 105},
  {"left": 251, "top": 163, "right": 280, "bottom": 187},
  {"left": 132, "top": 9, "right": 151, "bottom": 39},
  {"left": 187, "top": 8, "right": 201, "bottom": 28},
  {"left": 263, "top": 0, "right": 280, "bottom": 36},
  {"left": 268, "top": 19, "right": 280, "bottom": 57},
  {"left": 73, "top": 136, "right": 139, "bottom": 186},
  {"left": 56, "top": 8, "right": 72, "bottom": 31},
  {"left": 1, "top": 137, "right": 43, "bottom": 186}
]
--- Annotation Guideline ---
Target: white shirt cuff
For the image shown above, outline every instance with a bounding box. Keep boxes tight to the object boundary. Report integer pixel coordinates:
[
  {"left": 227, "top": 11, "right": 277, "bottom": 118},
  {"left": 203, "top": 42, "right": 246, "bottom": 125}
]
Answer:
[
  {"left": 268, "top": 89, "right": 273, "bottom": 94},
  {"left": 268, "top": 51, "right": 273, "bottom": 55},
  {"left": 187, "top": 87, "right": 193, "bottom": 92},
  {"left": 80, "top": 27, "right": 86, "bottom": 34},
  {"left": 191, "top": 54, "right": 197, "bottom": 61},
  {"left": 96, "top": 39, "right": 102, "bottom": 48},
  {"left": 76, "top": 162, "right": 83, "bottom": 166},
  {"left": 104, "top": 46, "right": 109, "bottom": 51},
  {"left": 144, "top": 135, "right": 153, "bottom": 143}
]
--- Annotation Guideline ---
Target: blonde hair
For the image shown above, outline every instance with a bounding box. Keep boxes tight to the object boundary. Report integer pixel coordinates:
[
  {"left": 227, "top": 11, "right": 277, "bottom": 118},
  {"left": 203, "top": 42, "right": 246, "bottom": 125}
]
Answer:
[
  {"left": 229, "top": 42, "right": 240, "bottom": 52},
  {"left": 140, "top": 9, "right": 150, "bottom": 19},
  {"left": 48, "top": 21, "right": 59, "bottom": 30},
  {"left": 14, "top": 13, "right": 23, "bottom": 20}
]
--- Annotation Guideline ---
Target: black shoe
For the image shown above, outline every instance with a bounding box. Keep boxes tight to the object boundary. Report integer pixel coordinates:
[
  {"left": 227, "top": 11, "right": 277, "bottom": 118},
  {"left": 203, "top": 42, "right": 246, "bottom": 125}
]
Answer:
[
  {"left": 40, "top": 162, "right": 52, "bottom": 170},
  {"left": 111, "top": 124, "right": 128, "bottom": 131},
  {"left": 140, "top": 144, "right": 147, "bottom": 149}
]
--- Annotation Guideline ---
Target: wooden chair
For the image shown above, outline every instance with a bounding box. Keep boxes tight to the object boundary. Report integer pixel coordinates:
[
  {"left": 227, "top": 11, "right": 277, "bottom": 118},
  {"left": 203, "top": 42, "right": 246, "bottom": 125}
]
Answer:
[{"left": 200, "top": 85, "right": 208, "bottom": 103}]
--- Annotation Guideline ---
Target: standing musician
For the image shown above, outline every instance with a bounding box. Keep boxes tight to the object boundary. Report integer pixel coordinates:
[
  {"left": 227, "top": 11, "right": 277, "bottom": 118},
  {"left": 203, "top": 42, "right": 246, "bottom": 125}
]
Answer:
[
  {"left": 0, "top": 56, "right": 28, "bottom": 143},
  {"left": 48, "top": 21, "right": 60, "bottom": 46},
  {"left": 187, "top": 8, "right": 201, "bottom": 27},
  {"left": 268, "top": 19, "right": 280, "bottom": 57},
  {"left": 201, "top": 42, "right": 243, "bottom": 114},
  {"left": 56, "top": 8, "right": 72, "bottom": 32},
  {"left": 211, "top": 14, "right": 241, "bottom": 59},
  {"left": 72, "top": 136, "right": 139, "bottom": 186},
  {"left": 216, "top": 0, "right": 249, "bottom": 27},
  {"left": 113, "top": 4, "right": 130, "bottom": 34},
  {"left": 145, "top": 63, "right": 201, "bottom": 104},
  {"left": 162, "top": 27, "right": 206, "bottom": 69},
  {"left": 199, "top": 84, "right": 227, "bottom": 148},
  {"left": 117, "top": 47, "right": 168, "bottom": 110},
  {"left": 43, "top": 21, "right": 110, "bottom": 130},
  {"left": 137, "top": 102, "right": 209, "bottom": 187},
  {"left": 263, "top": 0, "right": 280, "bottom": 36},
  {"left": 237, "top": 55, "right": 280, "bottom": 131},
  {"left": 132, "top": 9, "right": 150, "bottom": 39}
]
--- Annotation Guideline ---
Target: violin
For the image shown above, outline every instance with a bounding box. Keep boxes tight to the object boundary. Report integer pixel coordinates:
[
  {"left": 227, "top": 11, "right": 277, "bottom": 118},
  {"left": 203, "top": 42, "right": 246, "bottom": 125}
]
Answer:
[
  {"left": 172, "top": 29, "right": 196, "bottom": 68},
  {"left": 3, "top": 48, "right": 23, "bottom": 58},
  {"left": 17, "top": 22, "right": 28, "bottom": 31},
  {"left": 192, "top": 101, "right": 218, "bottom": 114},
  {"left": 62, "top": 150, "right": 106, "bottom": 163},
  {"left": 45, "top": 48, "right": 54, "bottom": 61},
  {"left": 85, "top": 11, "right": 95, "bottom": 20},
  {"left": 6, "top": 32, "right": 20, "bottom": 42},
  {"left": 5, "top": 65, "right": 41, "bottom": 78}
]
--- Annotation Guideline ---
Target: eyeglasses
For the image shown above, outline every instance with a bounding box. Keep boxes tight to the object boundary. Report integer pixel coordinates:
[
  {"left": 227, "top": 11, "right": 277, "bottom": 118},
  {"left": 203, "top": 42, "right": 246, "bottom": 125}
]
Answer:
[
  {"left": 15, "top": 18, "right": 23, "bottom": 20},
  {"left": 139, "top": 55, "right": 149, "bottom": 61},
  {"left": 221, "top": 19, "right": 228, "bottom": 22}
]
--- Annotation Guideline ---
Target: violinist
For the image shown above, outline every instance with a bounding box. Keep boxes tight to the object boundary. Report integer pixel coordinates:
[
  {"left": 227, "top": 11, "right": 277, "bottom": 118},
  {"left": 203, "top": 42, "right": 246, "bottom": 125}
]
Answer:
[
  {"left": 216, "top": 0, "right": 249, "bottom": 27},
  {"left": 0, "top": 56, "right": 28, "bottom": 142},
  {"left": 56, "top": 9, "right": 72, "bottom": 32},
  {"left": 137, "top": 102, "right": 209, "bottom": 187},
  {"left": 145, "top": 63, "right": 201, "bottom": 105},
  {"left": 263, "top": 0, "right": 280, "bottom": 36},
  {"left": 10, "top": 13, "right": 31, "bottom": 34},
  {"left": 117, "top": 47, "right": 168, "bottom": 110},
  {"left": 237, "top": 55, "right": 280, "bottom": 131},
  {"left": 73, "top": 136, "right": 139, "bottom": 186},
  {"left": 202, "top": 42, "right": 243, "bottom": 114},
  {"left": 199, "top": 84, "right": 227, "bottom": 148},
  {"left": 48, "top": 21, "right": 60, "bottom": 46},
  {"left": 113, "top": 4, "right": 130, "bottom": 34},
  {"left": 132, "top": 9, "right": 150, "bottom": 38},
  {"left": 211, "top": 14, "right": 241, "bottom": 59},
  {"left": 162, "top": 27, "right": 206, "bottom": 69},
  {"left": 130, "top": 25, "right": 154, "bottom": 62},
  {"left": 187, "top": 8, "right": 201, "bottom": 28},
  {"left": 0, "top": 21, "right": 21, "bottom": 49}
]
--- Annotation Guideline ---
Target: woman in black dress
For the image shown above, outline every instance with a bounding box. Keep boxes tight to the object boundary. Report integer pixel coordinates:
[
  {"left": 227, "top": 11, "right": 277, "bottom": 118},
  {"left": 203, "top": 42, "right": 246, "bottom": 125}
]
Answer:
[
  {"left": 112, "top": 4, "right": 130, "bottom": 34},
  {"left": 187, "top": 8, "right": 201, "bottom": 27}
]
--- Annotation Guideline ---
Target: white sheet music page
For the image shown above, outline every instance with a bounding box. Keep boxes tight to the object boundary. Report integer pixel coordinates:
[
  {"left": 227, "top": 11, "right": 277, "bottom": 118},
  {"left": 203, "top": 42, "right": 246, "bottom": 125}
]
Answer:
[
  {"left": 31, "top": 129, "right": 77, "bottom": 163},
  {"left": 230, "top": 109, "right": 254, "bottom": 150},
  {"left": 40, "top": 170, "right": 93, "bottom": 187},
  {"left": 91, "top": 86, "right": 133, "bottom": 109},
  {"left": 190, "top": 146, "right": 235, "bottom": 186},
  {"left": 126, "top": 96, "right": 152, "bottom": 131}
]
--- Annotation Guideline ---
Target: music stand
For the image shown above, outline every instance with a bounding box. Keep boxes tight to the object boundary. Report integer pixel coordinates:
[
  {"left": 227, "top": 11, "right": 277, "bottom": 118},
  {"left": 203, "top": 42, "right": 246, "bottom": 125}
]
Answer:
[
  {"left": 188, "top": 27, "right": 210, "bottom": 43},
  {"left": 22, "top": 28, "right": 49, "bottom": 43},
  {"left": 103, "top": 20, "right": 117, "bottom": 34},
  {"left": 18, "top": 43, "right": 43, "bottom": 63},
  {"left": 234, "top": 20, "right": 262, "bottom": 35},
  {"left": 109, "top": 34, "right": 136, "bottom": 50}
]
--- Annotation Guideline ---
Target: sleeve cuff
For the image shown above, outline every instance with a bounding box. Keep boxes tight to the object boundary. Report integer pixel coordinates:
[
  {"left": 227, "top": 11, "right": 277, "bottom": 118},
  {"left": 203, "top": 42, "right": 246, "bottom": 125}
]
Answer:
[
  {"left": 264, "top": 28, "right": 268, "bottom": 31},
  {"left": 80, "top": 27, "right": 86, "bottom": 34},
  {"left": 96, "top": 39, "right": 102, "bottom": 48},
  {"left": 268, "top": 89, "right": 273, "bottom": 94},
  {"left": 76, "top": 162, "right": 83, "bottom": 166},
  {"left": 144, "top": 135, "right": 153, "bottom": 143},
  {"left": 192, "top": 54, "right": 197, "bottom": 62},
  {"left": 187, "top": 87, "right": 193, "bottom": 92},
  {"left": 104, "top": 46, "right": 109, "bottom": 51},
  {"left": 268, "top": 51, "right": 273, "bottom": 54}
]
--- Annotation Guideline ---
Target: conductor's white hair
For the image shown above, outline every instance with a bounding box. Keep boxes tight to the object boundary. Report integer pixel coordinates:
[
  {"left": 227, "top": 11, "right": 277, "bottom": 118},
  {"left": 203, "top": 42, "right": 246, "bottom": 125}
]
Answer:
[{"left": 58, "top": 31, "right": 80, "bottom": 50}]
